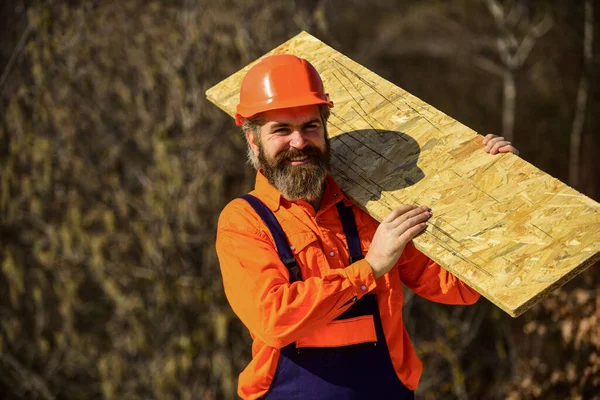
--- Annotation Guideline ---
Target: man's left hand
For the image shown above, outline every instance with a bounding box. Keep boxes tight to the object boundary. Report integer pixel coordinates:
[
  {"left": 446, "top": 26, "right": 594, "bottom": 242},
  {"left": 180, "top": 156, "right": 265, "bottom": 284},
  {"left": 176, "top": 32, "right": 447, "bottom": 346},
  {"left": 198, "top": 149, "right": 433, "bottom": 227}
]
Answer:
[{"left": 482, "top": 134, "right": 519, "bottom": 156}]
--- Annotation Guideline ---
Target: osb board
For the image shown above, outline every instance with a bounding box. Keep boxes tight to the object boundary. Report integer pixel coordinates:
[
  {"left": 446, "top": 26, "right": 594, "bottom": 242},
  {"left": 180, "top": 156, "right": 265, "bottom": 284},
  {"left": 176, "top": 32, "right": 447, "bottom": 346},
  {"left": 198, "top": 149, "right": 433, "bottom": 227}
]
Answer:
[{"left": 206, "top": 31, "right": 600, "bottom": 317}]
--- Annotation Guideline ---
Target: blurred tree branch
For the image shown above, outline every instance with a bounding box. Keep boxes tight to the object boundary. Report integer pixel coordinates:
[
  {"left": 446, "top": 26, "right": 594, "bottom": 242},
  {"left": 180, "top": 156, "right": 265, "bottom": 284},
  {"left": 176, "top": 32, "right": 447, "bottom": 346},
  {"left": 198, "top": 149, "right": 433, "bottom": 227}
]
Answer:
[
  {"left": 484, "top": 0, "right": 553, "bottom": 142},
  {"left": 0, "top": 22, "right": 31, "bottom": 98},
  {"left": 569, "top": 0, "right": 593, "bottom": 189},
  {"left": 0, "top": 352, "right": 55, "bottom": 400}
]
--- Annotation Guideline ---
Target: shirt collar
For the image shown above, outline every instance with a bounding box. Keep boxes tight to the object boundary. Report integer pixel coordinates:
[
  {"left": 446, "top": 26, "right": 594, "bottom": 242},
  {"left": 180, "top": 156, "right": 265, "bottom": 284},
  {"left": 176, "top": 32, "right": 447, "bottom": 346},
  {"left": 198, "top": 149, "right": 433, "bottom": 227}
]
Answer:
[
  {"left": 254, "top": 170, "right": 283, "bottom": 211},
  {"left": 253, "top": 170, "right": 349, "bottom": 212}
]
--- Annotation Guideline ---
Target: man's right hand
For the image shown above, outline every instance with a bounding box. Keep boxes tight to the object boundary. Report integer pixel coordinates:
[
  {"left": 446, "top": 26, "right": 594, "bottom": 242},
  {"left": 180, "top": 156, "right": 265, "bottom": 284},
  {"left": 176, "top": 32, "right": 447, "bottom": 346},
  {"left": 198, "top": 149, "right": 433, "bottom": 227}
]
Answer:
[{"left": 365, "top": 205, "right": 431, "bottom": 279}]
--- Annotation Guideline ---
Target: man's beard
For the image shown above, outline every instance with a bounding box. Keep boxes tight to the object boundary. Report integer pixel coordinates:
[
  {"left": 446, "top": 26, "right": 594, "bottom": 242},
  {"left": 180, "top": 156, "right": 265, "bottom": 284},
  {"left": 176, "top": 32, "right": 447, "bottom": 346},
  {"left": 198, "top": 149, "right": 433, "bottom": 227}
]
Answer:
[{"left": 258, "top": 136, "right": 331, "bottom": 203}]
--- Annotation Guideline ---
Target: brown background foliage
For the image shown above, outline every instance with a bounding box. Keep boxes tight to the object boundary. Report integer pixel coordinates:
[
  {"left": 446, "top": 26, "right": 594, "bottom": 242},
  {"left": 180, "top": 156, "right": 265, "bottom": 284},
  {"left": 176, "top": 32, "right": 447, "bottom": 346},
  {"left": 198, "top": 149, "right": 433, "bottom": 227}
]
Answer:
[{"left": 1, "top": 1, "right": 598, "bottom": 399}]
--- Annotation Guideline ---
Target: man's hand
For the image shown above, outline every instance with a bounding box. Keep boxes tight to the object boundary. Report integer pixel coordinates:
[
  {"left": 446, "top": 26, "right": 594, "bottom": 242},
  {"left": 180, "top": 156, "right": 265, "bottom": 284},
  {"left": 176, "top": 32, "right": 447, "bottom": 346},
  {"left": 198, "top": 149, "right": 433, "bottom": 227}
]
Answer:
[
  {"left": 482, "top": 134, "right": 519, "bottom": 155},
  {"left": 365, "top": 205, "right": 431, "bottom": 279}
]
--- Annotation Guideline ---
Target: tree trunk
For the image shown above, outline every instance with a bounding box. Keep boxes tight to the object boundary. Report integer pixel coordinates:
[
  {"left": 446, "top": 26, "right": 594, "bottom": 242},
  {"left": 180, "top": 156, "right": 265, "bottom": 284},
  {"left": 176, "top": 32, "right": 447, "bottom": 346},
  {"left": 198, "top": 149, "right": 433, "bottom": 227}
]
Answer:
[{"left": 502, "top": 69, "right": 516, "bottom": 142}]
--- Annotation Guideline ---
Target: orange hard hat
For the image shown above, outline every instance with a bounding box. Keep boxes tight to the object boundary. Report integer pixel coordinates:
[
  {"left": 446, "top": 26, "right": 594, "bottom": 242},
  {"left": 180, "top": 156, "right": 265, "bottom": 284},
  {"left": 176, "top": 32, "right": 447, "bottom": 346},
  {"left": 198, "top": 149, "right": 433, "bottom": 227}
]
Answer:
[{"left": 235, "top": 54, "right": 334, "bottom": 126}]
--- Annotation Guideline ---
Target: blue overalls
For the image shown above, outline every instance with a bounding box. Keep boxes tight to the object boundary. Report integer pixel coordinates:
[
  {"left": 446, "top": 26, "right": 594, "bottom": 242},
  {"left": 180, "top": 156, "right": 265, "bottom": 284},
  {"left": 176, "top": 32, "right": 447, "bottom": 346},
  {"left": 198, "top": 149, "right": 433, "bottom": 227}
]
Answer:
[{"left": 243, "top": 194, "right": 415, "bottom": 400}]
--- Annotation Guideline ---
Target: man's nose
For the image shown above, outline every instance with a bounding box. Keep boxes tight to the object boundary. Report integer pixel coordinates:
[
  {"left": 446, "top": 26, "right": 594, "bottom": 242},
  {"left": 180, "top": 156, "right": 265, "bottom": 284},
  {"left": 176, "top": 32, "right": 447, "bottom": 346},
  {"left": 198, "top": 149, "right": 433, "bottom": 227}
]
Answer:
[{"left": 289, "top": 129, "right": 308, "bottom": 150}]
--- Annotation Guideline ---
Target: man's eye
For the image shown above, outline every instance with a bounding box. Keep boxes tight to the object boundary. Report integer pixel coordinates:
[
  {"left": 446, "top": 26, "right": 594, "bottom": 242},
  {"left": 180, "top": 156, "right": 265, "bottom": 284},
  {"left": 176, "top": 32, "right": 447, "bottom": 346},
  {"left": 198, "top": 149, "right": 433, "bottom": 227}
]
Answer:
[
  {"left": 304, "top": 124, "right": 319, "bottom": 130},
  {"left": 274, "top": 128, "right": 290, "bottom": 134}
]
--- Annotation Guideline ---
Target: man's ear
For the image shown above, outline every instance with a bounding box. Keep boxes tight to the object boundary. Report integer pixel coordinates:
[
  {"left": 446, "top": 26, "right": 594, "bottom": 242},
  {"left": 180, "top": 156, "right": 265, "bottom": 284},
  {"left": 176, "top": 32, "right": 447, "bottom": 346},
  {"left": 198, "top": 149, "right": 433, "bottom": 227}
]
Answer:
[{"left": 245, "top": 130, "right": 260, "bottom": 157}]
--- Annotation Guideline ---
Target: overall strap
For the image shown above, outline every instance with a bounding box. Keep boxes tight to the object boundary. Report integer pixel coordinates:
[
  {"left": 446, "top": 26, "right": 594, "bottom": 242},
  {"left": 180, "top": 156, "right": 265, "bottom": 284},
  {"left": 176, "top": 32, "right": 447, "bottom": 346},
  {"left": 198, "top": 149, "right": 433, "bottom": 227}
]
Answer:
[
  {"left": 241, "top": 194, "right": 302, "bottom": 283},
  {"left": 335, "top": 202, "right": 364, "bottom": 263}
]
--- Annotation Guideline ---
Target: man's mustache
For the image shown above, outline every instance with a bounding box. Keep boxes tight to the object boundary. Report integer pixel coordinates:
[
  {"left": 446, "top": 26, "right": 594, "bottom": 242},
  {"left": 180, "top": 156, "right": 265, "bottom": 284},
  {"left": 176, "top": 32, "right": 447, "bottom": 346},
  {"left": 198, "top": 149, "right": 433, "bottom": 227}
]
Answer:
[{"left": 274, "top": 146, "right": 325, "bottom": 163}]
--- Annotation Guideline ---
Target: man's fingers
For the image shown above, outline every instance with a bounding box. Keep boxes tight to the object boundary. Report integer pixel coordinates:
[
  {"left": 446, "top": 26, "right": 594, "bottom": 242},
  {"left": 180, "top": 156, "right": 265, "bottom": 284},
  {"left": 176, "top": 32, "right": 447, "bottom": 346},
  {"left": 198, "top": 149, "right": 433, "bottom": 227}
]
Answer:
[
  {"left": 399, "top": 222, "right": 428, "bottom": 243},
  {"left": 383, "top": 205, "right": 419, "bottom": 223},
  {"left": 482, "top": 133, "right": 496, "bottom": 145},
  {"left": 484, "top": 136, "right": 505, "bottom": 151},
  {"left": 388, "top": 205, "right": 430, "bottom": 227},
  {"left": 482, "top": 135, "right": 519, "bottom": 155},
  {"left": 489, "top": 140, "right": 511, "bottom": 154},
  {"left": 393, "top": 208, "right": 431, "bottom": 232},
  {"left": 498, "top": 144, "right": 519, "bottom": 155}
]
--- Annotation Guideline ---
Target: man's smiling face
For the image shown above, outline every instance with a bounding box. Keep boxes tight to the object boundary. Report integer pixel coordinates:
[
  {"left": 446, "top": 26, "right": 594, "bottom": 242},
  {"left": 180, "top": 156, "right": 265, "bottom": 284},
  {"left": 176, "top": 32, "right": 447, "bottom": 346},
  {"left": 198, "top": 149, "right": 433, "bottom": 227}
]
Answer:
[{"left": 245, "top": 105, "right": 331, "bottom": 203}]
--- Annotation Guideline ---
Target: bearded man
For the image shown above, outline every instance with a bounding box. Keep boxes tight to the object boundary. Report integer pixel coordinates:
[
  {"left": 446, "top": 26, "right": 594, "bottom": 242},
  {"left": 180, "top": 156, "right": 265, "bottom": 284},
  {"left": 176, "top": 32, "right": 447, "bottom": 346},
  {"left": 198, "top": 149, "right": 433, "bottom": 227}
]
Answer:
[{"left": 216, "top": 54, "right": 518, "bottom": 400}]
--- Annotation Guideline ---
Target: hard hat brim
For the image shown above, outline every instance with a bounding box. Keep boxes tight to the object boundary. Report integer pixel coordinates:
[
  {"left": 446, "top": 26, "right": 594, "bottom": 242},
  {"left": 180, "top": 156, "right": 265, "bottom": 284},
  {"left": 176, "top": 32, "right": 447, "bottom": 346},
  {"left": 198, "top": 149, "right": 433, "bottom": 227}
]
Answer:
[{"left": 236, "top": 93, "right": 334, "bottom": 126}]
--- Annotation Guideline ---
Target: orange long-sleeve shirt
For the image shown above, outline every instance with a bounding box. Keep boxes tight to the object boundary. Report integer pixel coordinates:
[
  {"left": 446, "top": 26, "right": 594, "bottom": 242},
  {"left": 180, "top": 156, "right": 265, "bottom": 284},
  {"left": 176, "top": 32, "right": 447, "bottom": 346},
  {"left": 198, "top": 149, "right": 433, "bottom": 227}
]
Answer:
[{"left": 216, "top": 171, "right": 480, "bottom": 399}]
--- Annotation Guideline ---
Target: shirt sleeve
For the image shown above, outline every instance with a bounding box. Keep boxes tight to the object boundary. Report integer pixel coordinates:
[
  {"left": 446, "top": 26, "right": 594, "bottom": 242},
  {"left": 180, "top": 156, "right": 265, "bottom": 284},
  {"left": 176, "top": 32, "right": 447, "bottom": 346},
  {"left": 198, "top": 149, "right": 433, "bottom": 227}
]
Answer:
[
  {"left": 216, "top": 200, "right": 377, "bottom": 349},
  {"left": 397, "top": 243, "right": 480, "bottom": 305}
]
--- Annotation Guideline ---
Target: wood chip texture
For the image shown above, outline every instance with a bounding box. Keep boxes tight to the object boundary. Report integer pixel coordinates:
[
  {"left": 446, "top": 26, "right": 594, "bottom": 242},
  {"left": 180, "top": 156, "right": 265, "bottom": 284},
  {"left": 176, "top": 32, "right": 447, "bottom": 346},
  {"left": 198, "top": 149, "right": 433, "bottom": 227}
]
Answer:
[{"left": 206, "top": 31, "right": 600, "bottom": 317}]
